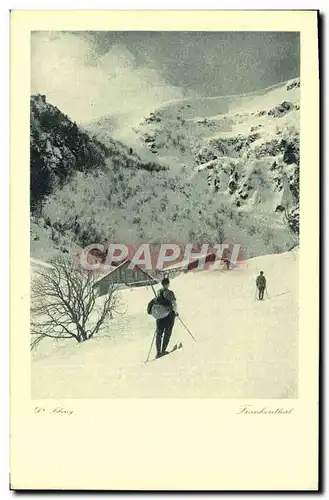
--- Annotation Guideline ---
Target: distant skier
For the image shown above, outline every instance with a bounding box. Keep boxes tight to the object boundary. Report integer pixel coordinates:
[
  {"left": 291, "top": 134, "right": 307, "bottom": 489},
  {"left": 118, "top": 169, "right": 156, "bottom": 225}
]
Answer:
[
  {"left": 256, "top": 271, "right": 267, "bottom": 300},
  {"left": 149, "top": 277, "right": 178, "bottom": 358}
]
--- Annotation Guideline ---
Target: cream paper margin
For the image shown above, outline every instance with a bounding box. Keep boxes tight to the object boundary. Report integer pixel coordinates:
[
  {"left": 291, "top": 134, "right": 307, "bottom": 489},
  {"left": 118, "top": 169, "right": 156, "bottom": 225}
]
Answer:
[{"left": 10, "top": 10, "right": 319, "bottom": 490}]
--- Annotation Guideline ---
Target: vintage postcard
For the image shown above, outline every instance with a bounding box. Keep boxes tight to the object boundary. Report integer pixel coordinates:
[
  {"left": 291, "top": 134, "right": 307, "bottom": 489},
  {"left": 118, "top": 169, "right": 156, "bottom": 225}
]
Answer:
[{"left": 10, "top": 10, "right": 319, "bottom": 490}]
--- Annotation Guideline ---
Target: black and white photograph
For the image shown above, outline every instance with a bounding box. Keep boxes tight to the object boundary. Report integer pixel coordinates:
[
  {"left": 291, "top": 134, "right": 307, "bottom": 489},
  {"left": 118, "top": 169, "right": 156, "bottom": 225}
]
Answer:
[
  {"left": 9, "top": 9, "right": 320, "bottom": 491},
  {"left": 30, "top": 30, "right": 301, "bottom": 399}
]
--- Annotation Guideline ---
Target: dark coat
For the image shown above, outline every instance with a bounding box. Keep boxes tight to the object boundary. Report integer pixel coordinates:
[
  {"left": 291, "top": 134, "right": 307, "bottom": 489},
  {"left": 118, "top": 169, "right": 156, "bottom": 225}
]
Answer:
[{"left": 256, "top": 275, "right": 266, "bottom": 289}]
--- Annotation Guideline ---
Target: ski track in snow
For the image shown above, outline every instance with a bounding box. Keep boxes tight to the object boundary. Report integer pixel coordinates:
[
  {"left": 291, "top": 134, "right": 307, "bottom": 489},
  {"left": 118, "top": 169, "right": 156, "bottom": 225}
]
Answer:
[{"left": 31, "top": 250, "right": 298, "bottom": 399}]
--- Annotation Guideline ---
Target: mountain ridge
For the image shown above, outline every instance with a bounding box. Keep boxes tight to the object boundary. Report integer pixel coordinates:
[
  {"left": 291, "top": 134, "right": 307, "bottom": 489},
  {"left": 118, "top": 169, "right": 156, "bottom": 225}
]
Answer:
[
  {"left": 30, "top": 78, "right": 300, "bottom": 263},
  {"left": 133, "top": 77, "right": 300, "bottom": 234}
]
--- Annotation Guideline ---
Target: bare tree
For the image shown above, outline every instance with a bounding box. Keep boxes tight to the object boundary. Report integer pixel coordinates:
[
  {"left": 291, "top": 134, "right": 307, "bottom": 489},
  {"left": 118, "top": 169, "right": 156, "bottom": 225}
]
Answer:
[{"left": 31, "top": 256, "right": 122, "bottom": 349}]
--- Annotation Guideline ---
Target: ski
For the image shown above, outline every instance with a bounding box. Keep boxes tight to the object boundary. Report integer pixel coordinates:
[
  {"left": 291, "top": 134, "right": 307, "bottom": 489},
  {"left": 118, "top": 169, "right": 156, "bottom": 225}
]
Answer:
[{"left": 148, "top": 342, "right": 183, "bottom": 363}]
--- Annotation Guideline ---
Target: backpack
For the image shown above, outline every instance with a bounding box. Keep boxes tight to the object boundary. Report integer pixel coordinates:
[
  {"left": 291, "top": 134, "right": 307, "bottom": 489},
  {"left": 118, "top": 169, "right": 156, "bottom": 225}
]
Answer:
[
  {"left": 147, "top": 298, "right": 156, "bottom": 315},
  {"left": 146, "top": 289, "right": 173, "bottom": 315}
]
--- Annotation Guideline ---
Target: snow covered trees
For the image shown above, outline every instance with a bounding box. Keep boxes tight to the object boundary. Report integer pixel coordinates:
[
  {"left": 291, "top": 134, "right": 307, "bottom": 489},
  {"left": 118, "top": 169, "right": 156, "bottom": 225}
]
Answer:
[{"left": 30, "top": 257, "right": 121, "bottom": 349}]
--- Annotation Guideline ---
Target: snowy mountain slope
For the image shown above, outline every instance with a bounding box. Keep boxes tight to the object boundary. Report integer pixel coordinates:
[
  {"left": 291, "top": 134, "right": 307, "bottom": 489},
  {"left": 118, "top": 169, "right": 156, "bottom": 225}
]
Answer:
[
  {"left": 30, "top": 258, "right": 54, "bottom": 270},
  {"left": 30, "top": 93, "right": 169, "bottom": 261},
  {"left": 134, "top": 79, "right": 299, "bottom": 226},
  {"left": 31, "top": 249, "right": 298, "bottom": 399},
  {"left": 135, "top": 78, "right": 299, "bottom": 160}
]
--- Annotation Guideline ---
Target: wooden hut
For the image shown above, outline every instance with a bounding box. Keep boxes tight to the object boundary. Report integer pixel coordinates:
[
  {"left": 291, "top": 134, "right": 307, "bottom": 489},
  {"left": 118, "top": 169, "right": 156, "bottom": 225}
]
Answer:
[{"left": 93, "top": 259, "right": 158, "bottom": 297}]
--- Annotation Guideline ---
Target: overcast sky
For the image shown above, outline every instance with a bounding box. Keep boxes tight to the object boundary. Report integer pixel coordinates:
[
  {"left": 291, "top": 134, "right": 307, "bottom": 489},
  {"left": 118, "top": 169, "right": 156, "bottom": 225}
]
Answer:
[{"left": 31, "top": 31, "right": 299, "bottom": 124}]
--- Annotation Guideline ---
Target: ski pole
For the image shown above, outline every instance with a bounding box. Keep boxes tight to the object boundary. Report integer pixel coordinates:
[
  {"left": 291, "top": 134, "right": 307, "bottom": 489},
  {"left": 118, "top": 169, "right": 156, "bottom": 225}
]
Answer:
[
  {"left": 178, "top": 316, "right": 196, "bottom": 342},
  {"left": 145, "top": 329, "right": 156, "bottom": 363},
  {"left": 266, "top": 287, "right": 269, "bottom": 299}
]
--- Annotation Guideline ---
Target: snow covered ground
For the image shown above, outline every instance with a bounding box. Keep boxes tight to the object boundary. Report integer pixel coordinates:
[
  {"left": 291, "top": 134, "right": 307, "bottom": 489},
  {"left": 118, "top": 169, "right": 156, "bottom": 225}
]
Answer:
[
  {"left": 31, "top": 249, "right": 298, "bottom": 399},
  {"left": 135, "top": 77, "right": 299, "bottom": 165}
]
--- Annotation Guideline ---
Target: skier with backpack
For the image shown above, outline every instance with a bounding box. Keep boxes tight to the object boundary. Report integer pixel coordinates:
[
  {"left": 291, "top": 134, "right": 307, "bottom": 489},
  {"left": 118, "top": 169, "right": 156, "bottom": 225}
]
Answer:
[
  {"left": 147, "top": 277, "right": 178, "bottom": 359},
  {"left": 256, "top": 271, "right": 267, "bottom": 300}
]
